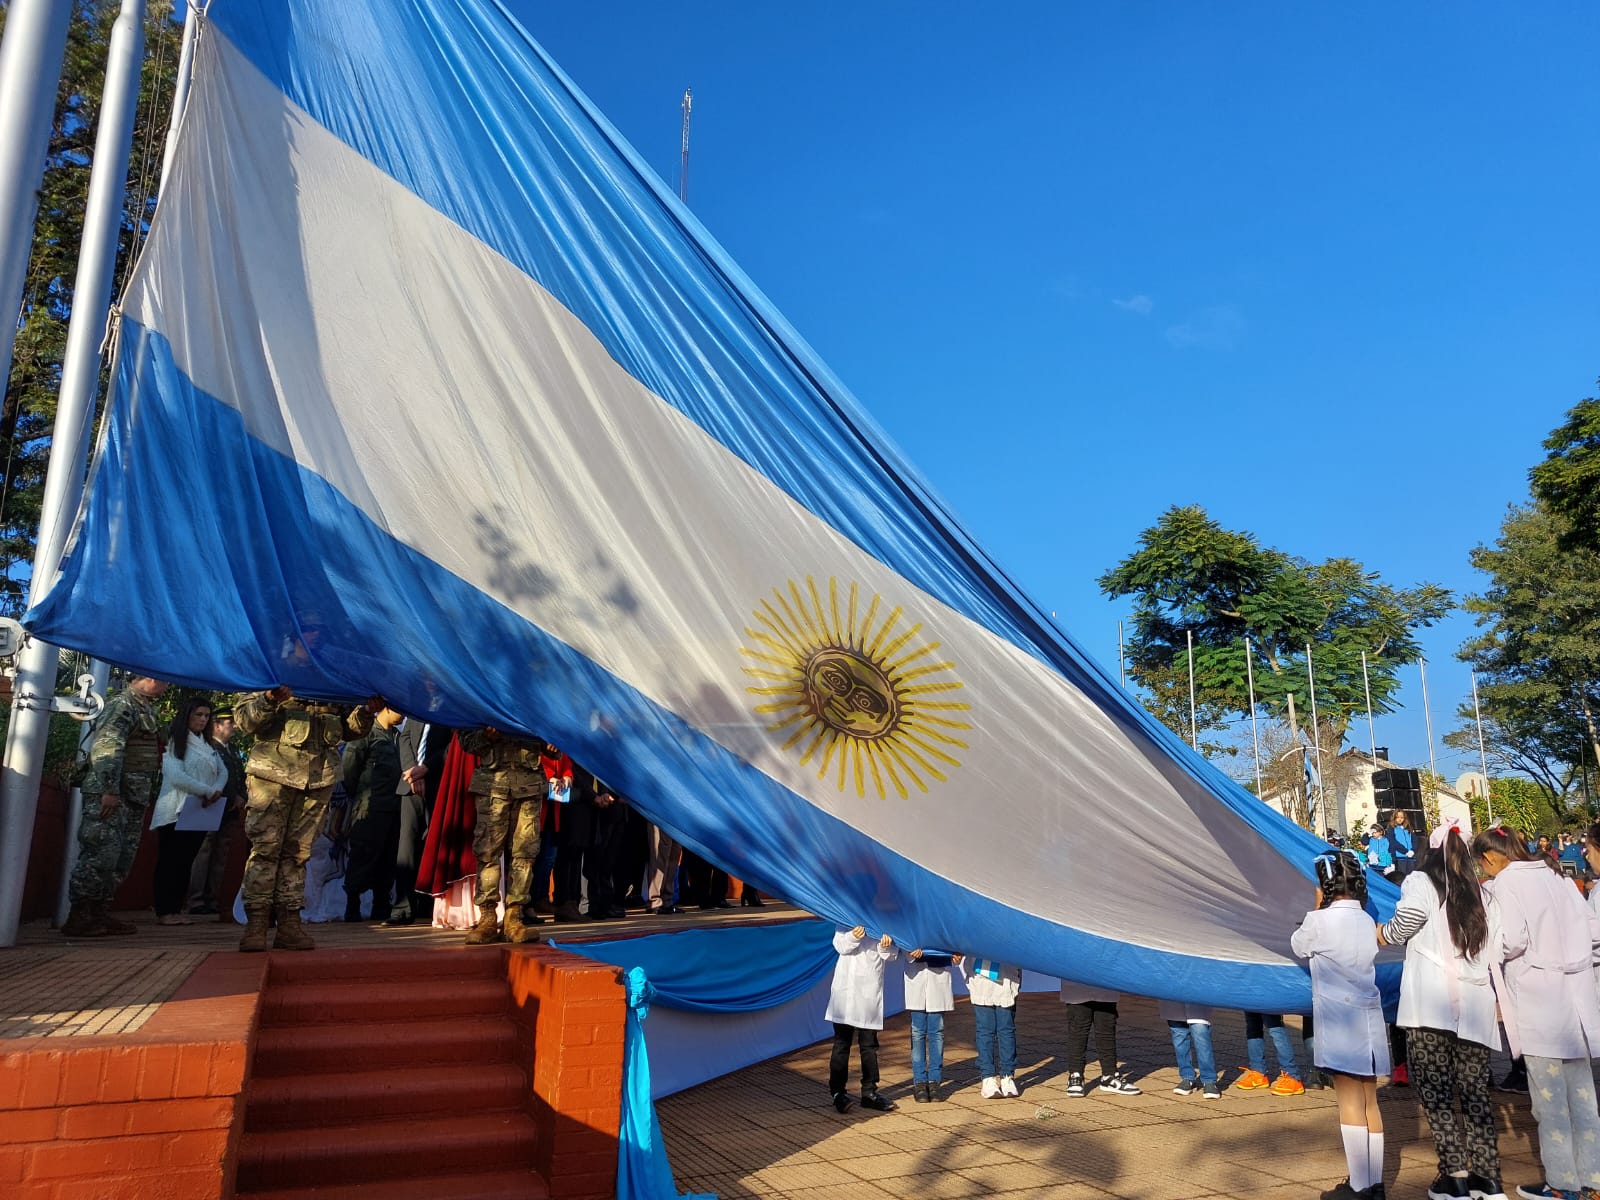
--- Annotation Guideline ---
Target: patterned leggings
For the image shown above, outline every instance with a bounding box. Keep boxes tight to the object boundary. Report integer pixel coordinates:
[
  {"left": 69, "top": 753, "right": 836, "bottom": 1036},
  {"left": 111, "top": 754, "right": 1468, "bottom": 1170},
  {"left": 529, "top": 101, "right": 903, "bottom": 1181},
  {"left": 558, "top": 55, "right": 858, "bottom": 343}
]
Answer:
[{"left": 1407, "top": 1026, "right": 1500, "bottom": 1186}]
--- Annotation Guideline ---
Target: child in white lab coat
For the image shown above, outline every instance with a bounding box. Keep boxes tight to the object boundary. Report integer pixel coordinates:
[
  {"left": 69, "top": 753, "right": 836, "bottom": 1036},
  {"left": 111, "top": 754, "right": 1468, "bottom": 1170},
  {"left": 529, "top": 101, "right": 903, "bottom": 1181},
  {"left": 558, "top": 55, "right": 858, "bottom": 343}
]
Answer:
[
  {"left": 1474, "top": 824, "right": 1600, "bottom": 1200},
  {"left": 903, "top": 949, "right": 958, "bottom": 1102},
  {"left": 825, "top": 923, "right": 898, "bottom": 1113},
  {"left": 963, "top": 956, "right": 1022, "bottom": 1098},
  {"left": 1290, "top": 849, "right": 1390, "bottom": 1200}
]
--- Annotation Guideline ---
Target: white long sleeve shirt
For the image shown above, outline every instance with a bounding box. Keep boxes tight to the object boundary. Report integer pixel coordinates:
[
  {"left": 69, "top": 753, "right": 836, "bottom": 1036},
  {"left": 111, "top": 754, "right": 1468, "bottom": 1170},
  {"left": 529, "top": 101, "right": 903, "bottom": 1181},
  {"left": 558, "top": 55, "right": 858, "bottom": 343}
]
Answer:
[
  {"left": 1381, "top": 870, "right": 1502, "bottom": 1051},
  {"left": 824, "top": 926, "right": 897, "bottom": 1029}
]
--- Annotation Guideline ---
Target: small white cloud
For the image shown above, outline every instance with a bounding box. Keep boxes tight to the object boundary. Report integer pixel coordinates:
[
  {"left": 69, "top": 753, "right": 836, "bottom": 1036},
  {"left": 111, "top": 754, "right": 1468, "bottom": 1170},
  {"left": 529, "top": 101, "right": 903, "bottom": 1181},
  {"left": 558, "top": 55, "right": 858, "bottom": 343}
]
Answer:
[
  {"left": 1112, "top": 293, "right": 1154, "bottom": 316},
  {"left": 1165, "top": 304, "right": 1246, "bottom": 350}
]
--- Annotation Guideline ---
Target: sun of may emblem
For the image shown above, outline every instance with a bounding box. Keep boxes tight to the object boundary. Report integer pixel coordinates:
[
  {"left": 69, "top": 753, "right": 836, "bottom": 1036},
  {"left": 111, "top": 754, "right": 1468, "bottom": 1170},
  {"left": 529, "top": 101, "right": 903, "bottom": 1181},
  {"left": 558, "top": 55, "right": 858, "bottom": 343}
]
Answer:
[{"left": 740, "top": 577, "right": 972, "bottom": 799}]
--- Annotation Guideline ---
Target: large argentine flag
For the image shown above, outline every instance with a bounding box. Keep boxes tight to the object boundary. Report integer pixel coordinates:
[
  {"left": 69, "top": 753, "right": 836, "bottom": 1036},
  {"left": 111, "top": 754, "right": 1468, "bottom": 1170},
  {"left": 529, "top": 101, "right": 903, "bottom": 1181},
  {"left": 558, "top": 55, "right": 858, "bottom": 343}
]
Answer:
[{"left": 27, "top": 0, "right": 1389, "bottom": 1008}]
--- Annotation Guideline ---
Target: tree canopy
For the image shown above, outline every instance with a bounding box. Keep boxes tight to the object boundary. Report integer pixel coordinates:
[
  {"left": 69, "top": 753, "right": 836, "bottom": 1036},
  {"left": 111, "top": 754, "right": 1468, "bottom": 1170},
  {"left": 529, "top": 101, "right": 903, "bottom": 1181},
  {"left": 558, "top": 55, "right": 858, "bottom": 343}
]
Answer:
[
  {"left": 1531, "top": 388, "right": 1600, "bottom": 555},
  {"left": 1100, "top": 505, "right": 1453, "bottom": 753},
  {"left": 1454, "top": 500, "right": 1600, "bottom": 811}
]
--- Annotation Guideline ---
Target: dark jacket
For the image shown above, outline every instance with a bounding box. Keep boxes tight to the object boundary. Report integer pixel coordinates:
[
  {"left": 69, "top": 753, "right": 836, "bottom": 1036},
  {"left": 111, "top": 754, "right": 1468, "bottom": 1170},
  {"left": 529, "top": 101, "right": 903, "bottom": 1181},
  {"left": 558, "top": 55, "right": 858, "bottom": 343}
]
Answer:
[{"left": 342, "top": 724, "right": 403, "bottom": 816}]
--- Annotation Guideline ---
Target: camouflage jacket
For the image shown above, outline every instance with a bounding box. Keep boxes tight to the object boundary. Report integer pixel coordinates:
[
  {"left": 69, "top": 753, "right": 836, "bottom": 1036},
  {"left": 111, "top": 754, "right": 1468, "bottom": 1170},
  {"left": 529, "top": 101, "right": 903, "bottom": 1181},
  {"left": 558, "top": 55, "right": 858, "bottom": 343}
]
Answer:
[
  {"left": 459, "top": 728, "right": 549, "bottom": 800},
  {"left": 83, "top": 688, "right": 161, "bottom": 799},
  {"left": 236, "top": 691, "right": 374, "bottom": 790}
]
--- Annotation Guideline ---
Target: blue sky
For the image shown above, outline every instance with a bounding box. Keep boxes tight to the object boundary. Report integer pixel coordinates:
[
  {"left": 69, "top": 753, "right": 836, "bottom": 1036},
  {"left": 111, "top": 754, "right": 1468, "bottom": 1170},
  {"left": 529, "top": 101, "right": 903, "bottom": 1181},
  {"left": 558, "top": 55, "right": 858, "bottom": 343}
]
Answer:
[{"left": 509, "top": 2, "right": 1600, "bottom": 786}]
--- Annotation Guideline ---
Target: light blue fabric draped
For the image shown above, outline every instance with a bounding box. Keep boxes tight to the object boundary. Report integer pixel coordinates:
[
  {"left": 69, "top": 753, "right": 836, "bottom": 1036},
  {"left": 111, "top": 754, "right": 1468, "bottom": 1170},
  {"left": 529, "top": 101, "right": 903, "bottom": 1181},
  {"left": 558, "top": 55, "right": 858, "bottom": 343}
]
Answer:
[
  {"left": 552, "top": 918, "right": 836, "bottom": 1012},
  {"left": 619, "top": 968, "right": 718, "bottom": 1200}
]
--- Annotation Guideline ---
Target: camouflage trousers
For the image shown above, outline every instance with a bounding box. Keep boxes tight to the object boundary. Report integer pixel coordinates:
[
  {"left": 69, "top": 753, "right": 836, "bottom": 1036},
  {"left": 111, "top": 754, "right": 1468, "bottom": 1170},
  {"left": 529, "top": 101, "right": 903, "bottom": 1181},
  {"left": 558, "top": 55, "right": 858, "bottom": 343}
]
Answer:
[
  {"left": 242, "top": 778, "right": 333, "bottom": 912},
  {"left": 68, "top": 774, "right": 155, "bottom": 903},
  {"left": 473, "top": 793, "right": 542, "bottom": 914}
]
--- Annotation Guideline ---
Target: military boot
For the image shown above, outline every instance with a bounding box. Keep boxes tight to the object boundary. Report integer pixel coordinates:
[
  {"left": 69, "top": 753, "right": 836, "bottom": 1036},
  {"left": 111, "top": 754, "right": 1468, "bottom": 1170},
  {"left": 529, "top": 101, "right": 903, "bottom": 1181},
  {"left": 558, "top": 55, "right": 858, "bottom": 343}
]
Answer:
[
  {"left": 273, "top": 909, "right": 316, "bottom": 951},
  {"left": 239, "top": 907, "right": 272, "bottom": 952},
  {"left": 95, "top": 902, "right": 139, "bottom": 936},
  {"left": 464, "top": 910, "right": 504, "bottom": 945},
  {"left": 61, "top": 902, "right": 109, "bottom": 938},
  {"left": 503, "top": 908, "right": 541, "bottom": 945}
]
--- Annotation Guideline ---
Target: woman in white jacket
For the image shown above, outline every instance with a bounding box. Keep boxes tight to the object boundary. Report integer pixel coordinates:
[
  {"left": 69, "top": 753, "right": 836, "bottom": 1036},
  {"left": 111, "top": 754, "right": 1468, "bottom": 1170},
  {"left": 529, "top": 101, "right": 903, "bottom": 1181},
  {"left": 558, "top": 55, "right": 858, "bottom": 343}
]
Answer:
[
  {"left": 1378, "top": 819, "right": 1505, "bottom": 1200},
  {"left": 1473, "top": 824, "right": 1600, "bottom": 1200},
  {"left": 150, "top": 698, "right": 228, "bottom": 925}
]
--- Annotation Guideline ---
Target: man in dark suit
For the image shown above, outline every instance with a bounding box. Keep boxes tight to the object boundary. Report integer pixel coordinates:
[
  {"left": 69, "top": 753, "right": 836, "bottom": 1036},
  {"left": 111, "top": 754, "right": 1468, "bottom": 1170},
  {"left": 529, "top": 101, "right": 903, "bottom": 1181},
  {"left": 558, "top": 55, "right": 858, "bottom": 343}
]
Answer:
[{"left": 388, "top": 717, "right": 443, "bottom": 924}]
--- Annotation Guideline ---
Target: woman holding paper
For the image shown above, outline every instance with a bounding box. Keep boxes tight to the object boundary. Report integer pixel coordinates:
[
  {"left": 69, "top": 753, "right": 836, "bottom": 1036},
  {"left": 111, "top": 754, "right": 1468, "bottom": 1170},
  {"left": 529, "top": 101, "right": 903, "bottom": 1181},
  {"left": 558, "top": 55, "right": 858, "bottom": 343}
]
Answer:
[{"left": 150, "top": 697, "right": 228, "bottom": 925}]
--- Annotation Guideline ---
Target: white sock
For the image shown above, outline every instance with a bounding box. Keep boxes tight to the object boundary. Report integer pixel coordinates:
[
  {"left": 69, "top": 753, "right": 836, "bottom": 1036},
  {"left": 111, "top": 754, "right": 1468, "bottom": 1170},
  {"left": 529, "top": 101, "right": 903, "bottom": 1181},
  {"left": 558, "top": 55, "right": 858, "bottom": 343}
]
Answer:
[
  {"left": 1340, "top": 1125, "right": 1370, "bottom": 1190},
  {"left": 1367, "top": 1131, "right": 1384, "bottom": 1189}
]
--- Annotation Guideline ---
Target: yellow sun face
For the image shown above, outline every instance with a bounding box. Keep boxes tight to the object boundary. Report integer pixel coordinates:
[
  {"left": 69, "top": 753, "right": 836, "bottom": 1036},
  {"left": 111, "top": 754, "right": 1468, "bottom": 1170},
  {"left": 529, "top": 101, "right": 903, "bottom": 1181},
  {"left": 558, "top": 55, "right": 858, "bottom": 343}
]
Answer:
[{"left": 741, "top": 577, "right": 971, "bottom": 799}]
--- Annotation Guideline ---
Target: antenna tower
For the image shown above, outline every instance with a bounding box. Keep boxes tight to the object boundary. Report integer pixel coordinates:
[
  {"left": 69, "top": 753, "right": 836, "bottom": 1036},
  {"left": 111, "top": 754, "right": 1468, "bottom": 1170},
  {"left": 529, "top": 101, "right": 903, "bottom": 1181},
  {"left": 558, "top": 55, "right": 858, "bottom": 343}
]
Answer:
[{"left": 679, "top": 87, "right": 692, "bottom": 202}]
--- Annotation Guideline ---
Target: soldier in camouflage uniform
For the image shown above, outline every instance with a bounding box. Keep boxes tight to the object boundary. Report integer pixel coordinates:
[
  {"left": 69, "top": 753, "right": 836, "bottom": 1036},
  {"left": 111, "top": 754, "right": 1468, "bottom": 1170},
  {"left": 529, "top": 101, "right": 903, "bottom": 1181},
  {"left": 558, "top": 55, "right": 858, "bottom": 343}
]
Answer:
[
  {"left": 459, "top": 727, "right": 549, "bottom": 945},
  {"left": 61, "top": 676, "right": 170, "bottom": 937},
  {"left": 235, "top": 686, "right": 378, "bottom": 951}
]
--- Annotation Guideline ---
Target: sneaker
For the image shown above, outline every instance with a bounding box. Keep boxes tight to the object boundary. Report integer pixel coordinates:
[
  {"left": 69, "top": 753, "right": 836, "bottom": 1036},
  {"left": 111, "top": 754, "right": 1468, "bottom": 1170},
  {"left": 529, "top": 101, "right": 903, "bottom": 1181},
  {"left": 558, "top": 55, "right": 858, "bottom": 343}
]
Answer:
[
  {"left": 1498, "top": 1067, "right": 1530, "bottom": 1095},
  {"left": 1270, "top": 1072, "right": 1307, "bottom": 1096},
  {"left": 1000, "top": 1076, "right": 1020, "bottom": 1098},
  {"left": 1172, "top": 1078, "right": 1198, "bottom": 1096},
  {"left": 1309, "top": 1069, "right": 1332, "bottom": 1090},
  {"left": 1466, "top": 1174, "right": 1509, "bottom": 1200},
  {"left": 831, "top": 1092, "right": 854, "bottom": 1113},
  {"left": 1390, "top": 1063, "right": 1410, "bottom": 1087},
  {"left": 912, "top": 1082, "right": 929, "bottom": 1103},
  {"left": 980, "top": 1076, "right": 1001, "bottom": 1099},
  {"left": 1516, "top": 1186, "right": 1576, "bottom": 1200},
  {"left": 1429, "top": 1174, "right": 1471, "bottom": 1200},
  {"left": 1099, "top": 1071, "right": 1142, "bottom": 1096},
  {"left": 1065, "top": 1071, "right": 1086, "bottom": 1097},
  {"left": 1321, "top": 1181, "right": 1366, "bottom": 1200},
  {"left": 860, "top": 1091, "right": 895, "bottom": 1112},
  {"left": 1202, "top": 1081, "right": 1222, "bottom": 1099},
  {"left": 928, "top": 1081, "right": 945, "bottom": 1102},
  {"left": 1235, "top": 1068, "right": 1271, "bottom": 1090}
]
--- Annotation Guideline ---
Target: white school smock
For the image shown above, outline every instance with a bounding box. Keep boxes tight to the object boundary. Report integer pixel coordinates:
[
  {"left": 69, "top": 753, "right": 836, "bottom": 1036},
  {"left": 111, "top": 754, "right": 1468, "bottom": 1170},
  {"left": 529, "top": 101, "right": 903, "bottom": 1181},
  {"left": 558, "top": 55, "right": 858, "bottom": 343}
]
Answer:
[
  {"left": 1382, "top": 871, "right": 1502, "bottom": 1051},
  {"left": 961, "top": 958, "right": 1021, "bottom": 1008},
  {"left": 1290, "top": 899, "right": 1390, "bottom": 1076},
  {"left": 824, "top": 926, "right": 897, "bottom": 1030},
  {"left": 903, "top": 956, "right": 955, "bottom": 1013},
  {"left": 1487, "top": 861, "right": 1600, "bottom": 1060},
  {"left": 1156, "top": 1000, "right": 1213, "bottom": 1025},
  {"left": 1059, "top": 981, "right": 1119, "bottom": 1006},
  {"left": 1589, "top": 883, "right": 1600, "bottom": 998}
]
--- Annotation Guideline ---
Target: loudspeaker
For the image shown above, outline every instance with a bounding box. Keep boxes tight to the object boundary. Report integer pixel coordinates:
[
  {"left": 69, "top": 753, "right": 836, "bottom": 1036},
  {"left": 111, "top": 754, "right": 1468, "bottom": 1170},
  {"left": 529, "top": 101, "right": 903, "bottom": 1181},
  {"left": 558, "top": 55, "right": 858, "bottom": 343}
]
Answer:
[{"left": 1374, "top": 766, "right": 1424, "bottom": 829}]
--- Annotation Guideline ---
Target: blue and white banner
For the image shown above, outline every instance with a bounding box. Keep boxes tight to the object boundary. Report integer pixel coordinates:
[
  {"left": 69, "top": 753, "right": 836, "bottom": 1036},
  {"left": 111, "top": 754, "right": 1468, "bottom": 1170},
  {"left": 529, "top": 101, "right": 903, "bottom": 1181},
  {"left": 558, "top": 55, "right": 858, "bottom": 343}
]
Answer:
[{"left": 26, "top": 0, "right": 1390, "bottom": 1009}]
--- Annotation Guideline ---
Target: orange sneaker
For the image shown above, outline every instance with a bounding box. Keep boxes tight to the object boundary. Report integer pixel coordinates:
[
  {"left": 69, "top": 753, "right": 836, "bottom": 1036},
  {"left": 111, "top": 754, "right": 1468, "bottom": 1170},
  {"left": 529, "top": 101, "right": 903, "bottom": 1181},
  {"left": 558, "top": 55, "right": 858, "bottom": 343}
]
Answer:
[
  {"left": 1269, "top": 1073, "right": 1306, "bottom": 1096},
  {"left": 1234, "top": 1069, "right": 1271, "bottom": 1090}
]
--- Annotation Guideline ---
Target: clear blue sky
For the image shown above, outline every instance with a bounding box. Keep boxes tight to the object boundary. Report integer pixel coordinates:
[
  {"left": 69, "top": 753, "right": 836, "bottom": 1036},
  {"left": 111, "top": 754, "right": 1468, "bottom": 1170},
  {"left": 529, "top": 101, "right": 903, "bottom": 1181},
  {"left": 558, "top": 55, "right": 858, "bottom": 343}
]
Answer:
[{"left": 508, "top": 2, "right": 1600, "bottom": 787}]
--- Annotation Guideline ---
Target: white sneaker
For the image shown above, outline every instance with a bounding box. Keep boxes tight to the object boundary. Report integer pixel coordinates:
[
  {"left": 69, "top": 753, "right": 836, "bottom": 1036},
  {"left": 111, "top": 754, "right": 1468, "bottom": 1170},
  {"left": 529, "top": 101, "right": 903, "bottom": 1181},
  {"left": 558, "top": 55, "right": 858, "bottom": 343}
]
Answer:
[
  {"left": 999, "top": 1076, "right": 1020, "bottom": 1098},
  {"left": 980, "top": 1076, "right": 1000, "bottom": 1099}
]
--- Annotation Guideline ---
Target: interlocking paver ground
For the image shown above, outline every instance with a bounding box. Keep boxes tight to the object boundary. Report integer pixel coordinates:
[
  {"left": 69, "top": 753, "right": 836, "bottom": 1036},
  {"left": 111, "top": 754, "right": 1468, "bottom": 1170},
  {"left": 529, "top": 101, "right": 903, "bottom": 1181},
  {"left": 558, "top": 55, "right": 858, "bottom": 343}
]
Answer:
[{"left": 658, "top": 993, "right": 1552, "bottom": 1199}]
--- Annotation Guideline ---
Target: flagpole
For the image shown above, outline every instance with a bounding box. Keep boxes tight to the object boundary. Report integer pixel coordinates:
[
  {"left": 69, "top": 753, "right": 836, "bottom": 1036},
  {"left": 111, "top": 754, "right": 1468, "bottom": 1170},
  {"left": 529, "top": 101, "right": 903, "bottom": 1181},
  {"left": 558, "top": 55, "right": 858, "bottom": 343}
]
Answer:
[
  {"left": 1186, "top": 629, "right": 1198, "bottom": 751},
  {"left": 1117, "top": 619, "right": 1126, "bottom": 688},
  {"left": 1360, "top": 650, "right": 1378, "bottom": 761},
  {"left": 1245, "top": 636, "right": 1263, "bottom": 799},
  {"left": 1471, "top": 670, "right": 1495, "bottom": 825},
  {"left": 0, "top": 0, "right": 73, "bottom": 398},
  {"left": 0, "top": 0, "right": 148, "bottom": 948},
  {"left": 158, "top": 0, "right": 202, "bottom": 190},
  {"left": 1306, "top": 642, "right": 1328, "bottom": 836},
  {"left": 1419, "top": 657, "right": 1438, "bottom": 782}
]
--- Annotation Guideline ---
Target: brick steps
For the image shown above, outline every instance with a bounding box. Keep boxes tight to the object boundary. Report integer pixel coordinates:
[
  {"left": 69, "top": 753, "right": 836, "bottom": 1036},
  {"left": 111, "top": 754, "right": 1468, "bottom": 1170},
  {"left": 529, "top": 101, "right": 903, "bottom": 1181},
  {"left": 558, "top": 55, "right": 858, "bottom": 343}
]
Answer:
[
  {"left": 236, "top": 949, "right": 539, "bottom": 1198},
  {"left": 241, "top": 1166, "right": 548, "bottom": 1200}
]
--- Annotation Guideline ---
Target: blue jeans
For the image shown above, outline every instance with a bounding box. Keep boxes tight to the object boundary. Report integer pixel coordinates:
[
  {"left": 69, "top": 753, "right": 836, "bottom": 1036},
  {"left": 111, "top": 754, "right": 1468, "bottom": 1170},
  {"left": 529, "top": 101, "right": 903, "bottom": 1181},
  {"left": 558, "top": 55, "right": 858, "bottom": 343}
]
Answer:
[
  {"left": 1168, "top": 1020, "right": 1216, "bottom": 1085},
  {"left": 1245, "top": 1012, "right": 1302, "bottom": 1081},
  {"left": 974, "top": 1004, "right": 1017, "bottom": 1078},
  {"left": 910, "top": 1011, "right": 946, "bottom": 1083}
]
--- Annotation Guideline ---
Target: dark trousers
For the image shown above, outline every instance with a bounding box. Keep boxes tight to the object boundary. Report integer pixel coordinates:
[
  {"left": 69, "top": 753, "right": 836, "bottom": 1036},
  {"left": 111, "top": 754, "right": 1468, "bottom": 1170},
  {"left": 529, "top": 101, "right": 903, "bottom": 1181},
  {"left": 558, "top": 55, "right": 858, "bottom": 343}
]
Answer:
[
  {"left": 1065, "top": 1001, "right": 1119, "bottom": 1075},
  {"left": 680, "top": 851, "right": 728, "bottom": 907},
  {"left": 828, "top": 1023, "right": 879, "bottom": 1094},
  {"left": 390, "top": 791, "right": 429, "bottom": 918},
  {"left": 585, "top": 804, "right": 627, "bottom": 913},
  {"left": 153, "top": 826, "right": 207, "bottom": 917},
  {"left": 345, "top": 806, "right": 401, "bottom": 908},
  {"left": 620, "top": 807, "right": 650, "bottom": 903}
]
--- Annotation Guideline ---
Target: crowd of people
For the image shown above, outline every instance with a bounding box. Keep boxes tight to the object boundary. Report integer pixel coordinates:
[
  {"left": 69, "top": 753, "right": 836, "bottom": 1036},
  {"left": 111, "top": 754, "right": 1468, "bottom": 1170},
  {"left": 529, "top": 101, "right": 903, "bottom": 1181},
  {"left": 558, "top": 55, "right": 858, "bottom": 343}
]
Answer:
[
  {"left": 825, "top": 818, "right": 1600, "bottom": 1200},
  {"left": 57, "top": 679, "right": 761, "bottom": 946}
]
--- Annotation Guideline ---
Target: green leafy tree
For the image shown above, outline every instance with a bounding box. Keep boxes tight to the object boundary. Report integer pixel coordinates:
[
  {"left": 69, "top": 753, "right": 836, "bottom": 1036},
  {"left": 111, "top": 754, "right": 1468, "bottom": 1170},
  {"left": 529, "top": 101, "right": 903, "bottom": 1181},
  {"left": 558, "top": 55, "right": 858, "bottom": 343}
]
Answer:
[
  {"left": 0, "top": 1, "right": 182, "bottom": 614},
  {"left": 1466, "top": 776, "right": 1563, "bottom": 839},
  {"left": 1100, "top": 506, "right": 1453, "bottom": 753},
  {"left": 1531, "top": 388, "right": 1600, "bottom": 555},
  {"left": 1455, "top": 501, "right": 1600, "bottom": 813}
]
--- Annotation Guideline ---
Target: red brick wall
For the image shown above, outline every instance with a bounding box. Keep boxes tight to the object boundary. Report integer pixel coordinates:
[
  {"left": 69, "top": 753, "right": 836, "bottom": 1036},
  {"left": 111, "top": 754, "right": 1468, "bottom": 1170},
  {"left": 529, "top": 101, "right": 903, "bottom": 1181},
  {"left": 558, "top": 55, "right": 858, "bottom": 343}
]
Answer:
[
  {"left": 505, "top": 945, "right": 625, "bottom": 1200},
  {"left": 0, "top": 955, "right": 263, "bottom": 1200}
]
